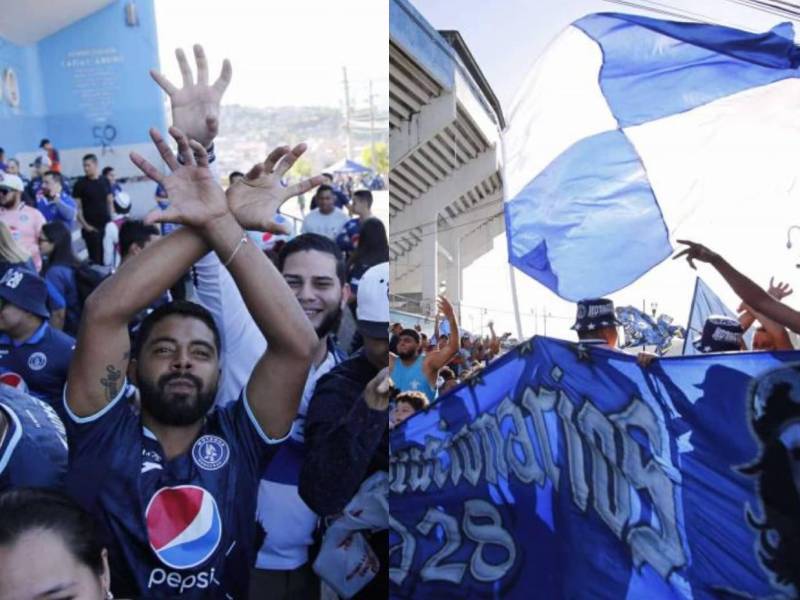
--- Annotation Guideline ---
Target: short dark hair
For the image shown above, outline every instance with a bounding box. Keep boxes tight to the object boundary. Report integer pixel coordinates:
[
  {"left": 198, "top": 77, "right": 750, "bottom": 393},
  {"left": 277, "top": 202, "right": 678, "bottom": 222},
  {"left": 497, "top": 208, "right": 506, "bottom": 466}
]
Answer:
[
  {"left": 316, "top": 184, "right": 334, "bottom": 196},
  {"left": 119, "top": 220, "right": 159, "bottom": 258},
  {"left": 229, "top": 171, "right": 244, "bottom": 180},
  {"left": 321, "top": 172, "right": 333, "bottom": 180},
  {"left": 399, "top": 328, "right": 420, "bottom": 344},
  {"left": 396, "top": 391, "right": 429, "bottom": 412},
  {"left": 39, "top": 139, "right": 50, "bottom": 148},
  {"left": 82, "top": 153, "right": 98, "bottom": 163},
  {"left": 102, "top": 166, "right": 114, "bottom": 176},
  {"left": 277, "top": 233, "right": 345, "bottom": 284},
  {"left": 352, "top": 189, "right": 373, "bottom": 208},
  {"left": 43, "top": 170, "right": 63, "bottom": 185},
  {"left": 133, "top": 300, "right": 221, "bottom": 360},
  {"left": 0, "top": 488, "right": 105, "bottom": 577}
]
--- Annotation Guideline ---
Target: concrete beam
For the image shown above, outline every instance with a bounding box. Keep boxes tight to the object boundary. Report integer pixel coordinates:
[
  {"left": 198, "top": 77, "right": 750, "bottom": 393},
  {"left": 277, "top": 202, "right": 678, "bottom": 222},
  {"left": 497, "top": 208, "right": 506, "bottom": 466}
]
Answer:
[
  {"left": 390, "top": 91, "right": 456, "bottom": 168},
  {"left": 390, "top": 148, "right": 500, "bottom": 238}
]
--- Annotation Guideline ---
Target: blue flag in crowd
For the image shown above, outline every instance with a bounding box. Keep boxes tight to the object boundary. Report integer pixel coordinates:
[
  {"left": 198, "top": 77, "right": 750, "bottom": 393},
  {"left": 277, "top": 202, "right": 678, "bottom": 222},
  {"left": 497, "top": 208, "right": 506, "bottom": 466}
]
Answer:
[
  {"left": 503, "top": 13, "right": 800, "bottom": 301},
  {"left": 390, "top": 337, "right": 800, "bottom": 599},
  {"left": 616, "top": 305, "right": 684, "bottom": 354},
  {"left": 683, "top": 277, "right": 753, "bottom": 355}
]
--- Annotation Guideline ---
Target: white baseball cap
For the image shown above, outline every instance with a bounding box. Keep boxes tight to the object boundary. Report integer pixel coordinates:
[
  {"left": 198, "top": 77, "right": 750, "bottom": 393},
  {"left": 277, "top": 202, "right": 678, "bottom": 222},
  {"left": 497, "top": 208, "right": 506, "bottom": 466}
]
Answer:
[
  {"left": 0, "top": 172, "right": 24, "bottom": 192},
  {"left": 356, "top": 261, "right": 389, "bottom": 339}
]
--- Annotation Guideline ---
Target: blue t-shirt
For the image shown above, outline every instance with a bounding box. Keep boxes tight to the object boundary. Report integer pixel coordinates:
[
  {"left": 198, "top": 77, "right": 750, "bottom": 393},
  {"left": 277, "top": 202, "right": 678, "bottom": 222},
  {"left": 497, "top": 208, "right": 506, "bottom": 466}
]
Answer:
[
  {"left": 36, "top": 191, "right": 77, "bottom": 227},
  {"left": 0, "top": 386, "right": 68, "bottom": 491},
  {"left": 44, "top": 264, "right": 81, "bottom": 335},
  {"left": 64, "top": 384, "right": 285, "bottom": 598},
  {"left": 0, "top": 322, "right": 75, "bottom": 415}
]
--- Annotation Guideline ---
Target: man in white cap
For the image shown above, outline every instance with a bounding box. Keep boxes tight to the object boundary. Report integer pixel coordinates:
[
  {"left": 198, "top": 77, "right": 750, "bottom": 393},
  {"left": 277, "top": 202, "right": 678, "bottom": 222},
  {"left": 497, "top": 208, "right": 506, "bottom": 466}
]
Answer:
[
  {"left": 300, "top": 261, "right": 390, "bottom": 599},
  {"left": 0, "top": 171, "right": 46, "bottom": 270}
]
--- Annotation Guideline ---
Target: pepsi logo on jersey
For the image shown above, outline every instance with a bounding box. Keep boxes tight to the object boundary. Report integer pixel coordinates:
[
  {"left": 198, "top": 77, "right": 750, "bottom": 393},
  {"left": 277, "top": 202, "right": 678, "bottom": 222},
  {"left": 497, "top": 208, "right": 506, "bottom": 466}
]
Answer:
[{"left": 145, "top": 485, "right": 222, "bottom": 570}]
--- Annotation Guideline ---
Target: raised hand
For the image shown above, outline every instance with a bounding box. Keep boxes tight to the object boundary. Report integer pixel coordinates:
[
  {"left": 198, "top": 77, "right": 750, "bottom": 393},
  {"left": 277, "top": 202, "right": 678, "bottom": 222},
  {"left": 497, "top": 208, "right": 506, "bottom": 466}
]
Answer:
[
  {"left": 227, "top": 144, "right": 325, "bottom": 231},
  {"left": 437, "top": 295, "right": 455, "bottom": 319},
  {"left": 673, "top": 240, "right": 719, "bottom": 270},
  {"left": 768, "top": 276, "right": 793, "bottom": 300},
  {"left": 365, "top": 355, "right": 394, "bottom": 411},
  {"left": 150, "top": 45, "right": 231, "bottom": 148},
  {"left": 130, "top": 127, "right": 227, "bottom": 229}
]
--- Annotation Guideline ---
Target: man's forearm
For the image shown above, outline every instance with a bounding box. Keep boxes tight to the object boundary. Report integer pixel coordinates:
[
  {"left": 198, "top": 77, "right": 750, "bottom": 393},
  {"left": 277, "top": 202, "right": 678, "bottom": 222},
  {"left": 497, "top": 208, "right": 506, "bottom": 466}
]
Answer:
[
  {"left": 712, "top": 256, "right": 774, "bottom": 315},
  {"left": 87, "top": 227, "right": 209, "bottom": 322},
  {"left": 445, "top": 312, "right": 460, "bottom": 356},
  {"left": 203, "top": 213, "right": 316, "bottom": 355}
]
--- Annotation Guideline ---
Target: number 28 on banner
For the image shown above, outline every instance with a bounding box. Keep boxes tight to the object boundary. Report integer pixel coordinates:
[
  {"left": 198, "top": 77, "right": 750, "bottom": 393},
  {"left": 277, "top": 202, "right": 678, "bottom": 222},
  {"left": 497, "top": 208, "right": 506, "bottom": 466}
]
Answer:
[{"left": 390, "top": 499, "right": 516, "bottom": 586}]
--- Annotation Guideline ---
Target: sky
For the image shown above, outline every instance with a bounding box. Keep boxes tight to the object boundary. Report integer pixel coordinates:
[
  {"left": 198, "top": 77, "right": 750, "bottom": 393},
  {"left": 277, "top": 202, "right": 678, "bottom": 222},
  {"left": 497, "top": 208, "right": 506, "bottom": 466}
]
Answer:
[
  {"left": 154, "top": 0, "right": 388, "bottom": 110},
  {"left": 409, "top": 0, "right": 800, "bottom": 344}
]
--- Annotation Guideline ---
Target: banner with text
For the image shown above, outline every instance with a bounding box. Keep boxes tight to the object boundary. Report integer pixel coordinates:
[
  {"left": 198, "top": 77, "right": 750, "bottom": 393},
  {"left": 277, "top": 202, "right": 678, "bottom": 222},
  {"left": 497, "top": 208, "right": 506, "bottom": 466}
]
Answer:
[{"left": 389, "top": 337, "right": 800, "bottom": 599}]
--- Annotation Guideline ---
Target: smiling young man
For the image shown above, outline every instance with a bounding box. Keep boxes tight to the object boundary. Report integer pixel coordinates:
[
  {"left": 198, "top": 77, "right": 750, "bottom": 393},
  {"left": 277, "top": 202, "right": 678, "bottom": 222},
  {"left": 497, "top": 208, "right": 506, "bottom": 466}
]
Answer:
[
  {"left": 251, "top": 233, "right": 349, "bottom": 599},
  {"left": 61, "top": 46, "right": 322, "bottom": 598}
]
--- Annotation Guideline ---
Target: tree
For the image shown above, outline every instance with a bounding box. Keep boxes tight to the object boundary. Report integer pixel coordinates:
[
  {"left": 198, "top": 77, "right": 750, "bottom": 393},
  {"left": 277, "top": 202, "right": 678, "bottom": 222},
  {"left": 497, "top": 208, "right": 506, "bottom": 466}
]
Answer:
[
  {"left": 360, "top": 142, "right": 388, "bottom": 173},
  {"left": 288, "top": 156, "right": 312, "bottom": 180}
]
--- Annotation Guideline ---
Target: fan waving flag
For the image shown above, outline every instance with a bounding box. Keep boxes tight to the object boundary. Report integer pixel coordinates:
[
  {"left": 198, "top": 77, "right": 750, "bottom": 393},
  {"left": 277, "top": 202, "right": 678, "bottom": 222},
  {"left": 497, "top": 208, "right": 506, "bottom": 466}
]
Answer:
[{"left": 503, "top": 13, "right": 800, "bottom": 301}]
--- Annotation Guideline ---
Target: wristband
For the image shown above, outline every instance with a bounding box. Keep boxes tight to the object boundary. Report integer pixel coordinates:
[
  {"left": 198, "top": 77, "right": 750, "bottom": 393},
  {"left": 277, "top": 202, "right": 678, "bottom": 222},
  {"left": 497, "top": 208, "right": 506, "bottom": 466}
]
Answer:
[{"left": 223, "top": 234, "right": 248, "bottom": 267}]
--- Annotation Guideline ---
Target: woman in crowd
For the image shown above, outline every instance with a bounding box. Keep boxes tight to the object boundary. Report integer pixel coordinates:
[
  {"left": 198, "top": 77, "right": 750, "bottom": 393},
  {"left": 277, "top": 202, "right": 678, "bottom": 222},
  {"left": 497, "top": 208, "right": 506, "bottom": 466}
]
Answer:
[
  {"left": 347, "top": 217, "right": 389, "bottom": 300},
  {"left": 38, "top": 221, "right": 81, "bottom": 336},
  {"left": 0, "top": 488, "right": 115, "bottom": 600}
]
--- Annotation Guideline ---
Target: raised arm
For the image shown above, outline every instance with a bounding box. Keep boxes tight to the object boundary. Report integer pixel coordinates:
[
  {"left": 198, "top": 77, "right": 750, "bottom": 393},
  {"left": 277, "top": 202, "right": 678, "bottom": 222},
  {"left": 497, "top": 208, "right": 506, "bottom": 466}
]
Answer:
[
  {"left": 674, "top": 240, "right": 800, "bottom": 333},
  {"left": 146, "top": 138, "right": 319, "bottom": 439},
  {"left": 66, "top": 130, "right": 213, "bottom": 418},
  {"left": 424, "top": 296, "right": 461, "bottom": 373}
]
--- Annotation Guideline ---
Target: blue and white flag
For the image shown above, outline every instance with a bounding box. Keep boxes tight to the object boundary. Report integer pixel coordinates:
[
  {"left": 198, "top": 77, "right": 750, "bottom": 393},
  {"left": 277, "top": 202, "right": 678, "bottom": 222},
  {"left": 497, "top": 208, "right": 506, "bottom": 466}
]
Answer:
[
  {"left": 503, "top": 13, "right": 800, "bottom": 301},
  {"left": 390, "top": 337, "right": 800, "bottom": 599},
  {"left": 683, "top": 277, "right": 753, "bottom": 355},
  {"left": 616, "top": 305, "right": 684, "bottom": 354}
]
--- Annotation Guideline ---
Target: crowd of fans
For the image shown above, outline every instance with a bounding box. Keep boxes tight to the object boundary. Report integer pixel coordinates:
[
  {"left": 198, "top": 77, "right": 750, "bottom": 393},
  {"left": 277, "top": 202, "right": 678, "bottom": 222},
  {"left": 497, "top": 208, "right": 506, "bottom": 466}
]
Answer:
[{"left": 0, "top": 45, "right": 389, "bottom": 600}]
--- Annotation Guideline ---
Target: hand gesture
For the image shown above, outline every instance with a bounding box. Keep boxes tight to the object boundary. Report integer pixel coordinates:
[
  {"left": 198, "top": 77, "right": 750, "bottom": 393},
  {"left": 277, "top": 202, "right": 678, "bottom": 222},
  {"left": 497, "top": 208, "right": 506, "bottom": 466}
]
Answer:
[
  {"left": 364, "top": 355, "right": 394, "bottom": 411},
  {"left": 437, "top": 295, "right": 455, "bottom": 319},
  {"left": 768, "top": 276, "right": 793, "bottom": 300},
  {"left": 672, "top": 240, "right": 719, "bottom": 270},
  {"left": 150, "top": 45, "right": 231, "bottom": 148},
  {"left": 227, "top": 144, "right": 324, "bottom": 231},
  {"left": 131, "top": 127, "right": 227, "bottom": 229}
]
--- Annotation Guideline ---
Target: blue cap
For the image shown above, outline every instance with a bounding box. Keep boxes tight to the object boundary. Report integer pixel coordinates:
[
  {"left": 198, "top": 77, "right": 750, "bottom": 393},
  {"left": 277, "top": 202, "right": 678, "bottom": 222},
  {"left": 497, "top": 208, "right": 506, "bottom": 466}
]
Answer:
[
  {"left": 693, "top": 315, "right": 743, "bottom": 353},
  {"left": 571, "top": 298, "right": 621, "bottom": 332},
  {"left": 0, "top": 267, "right": 50, "bottom": 318}
]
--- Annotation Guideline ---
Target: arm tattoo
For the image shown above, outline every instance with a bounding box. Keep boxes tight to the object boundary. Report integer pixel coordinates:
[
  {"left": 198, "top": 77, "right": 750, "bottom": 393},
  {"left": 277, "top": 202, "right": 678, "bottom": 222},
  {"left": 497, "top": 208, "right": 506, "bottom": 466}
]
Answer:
[{"left": 100, "top": 364, "right": 123, "bottom": 402}]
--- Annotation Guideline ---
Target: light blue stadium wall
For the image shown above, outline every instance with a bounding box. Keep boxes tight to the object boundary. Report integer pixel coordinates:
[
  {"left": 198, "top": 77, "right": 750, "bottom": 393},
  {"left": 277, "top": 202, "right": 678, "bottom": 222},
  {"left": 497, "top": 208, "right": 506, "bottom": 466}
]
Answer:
[{"left": 0, "top": 0, "right": 166, "bottom": 181}]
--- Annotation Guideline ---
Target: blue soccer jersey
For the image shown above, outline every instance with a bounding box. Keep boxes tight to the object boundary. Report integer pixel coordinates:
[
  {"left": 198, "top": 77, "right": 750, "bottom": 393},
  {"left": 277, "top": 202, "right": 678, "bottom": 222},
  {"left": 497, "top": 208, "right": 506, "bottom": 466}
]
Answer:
[
  {"left": 0, "top": 323, "right": 75, "bottom": 415},
  {"left": 63, "top": 383, "right": 285, "bottom": 599},
  {"left": 0, "top": 386, "right": 68, "bottom": 491}
]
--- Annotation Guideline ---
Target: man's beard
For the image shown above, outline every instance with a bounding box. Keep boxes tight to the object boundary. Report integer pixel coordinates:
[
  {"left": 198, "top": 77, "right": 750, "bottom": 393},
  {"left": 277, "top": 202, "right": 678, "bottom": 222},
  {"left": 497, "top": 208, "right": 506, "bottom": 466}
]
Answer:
[
  {"left": 315, "top": 306, "right": 342, "bottom": 339},
  {"left": 397, "top": 347, "right": 417, "bottom": 360},
  {"left": 138, "top": 371, "right": 217, "bottom": 426}
]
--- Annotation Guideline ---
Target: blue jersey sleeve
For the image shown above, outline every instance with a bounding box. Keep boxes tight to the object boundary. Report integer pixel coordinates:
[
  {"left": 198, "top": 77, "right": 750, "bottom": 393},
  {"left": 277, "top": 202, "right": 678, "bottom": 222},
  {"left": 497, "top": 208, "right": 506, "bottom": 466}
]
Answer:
[
  {"left": 44, "top": 278, "right": 67, "bottom": 311},
  {"left": 215, "top": 389, "right": 290, "bottom": 481},
  {"left": 62, "top": 380, "right": 139, "bottom": 461}
]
